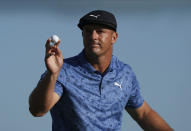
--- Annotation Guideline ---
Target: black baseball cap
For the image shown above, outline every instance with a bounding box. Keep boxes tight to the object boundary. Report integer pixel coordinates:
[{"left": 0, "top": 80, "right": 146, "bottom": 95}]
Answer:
[{"left": 78, "top": 10, "right": 117, "bottom": 32}]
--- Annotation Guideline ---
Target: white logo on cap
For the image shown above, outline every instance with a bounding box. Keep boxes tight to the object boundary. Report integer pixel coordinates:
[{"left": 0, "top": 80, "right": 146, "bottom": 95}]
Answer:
[{"left": 89, "top": 14, "right": 100, "bottom": 19}]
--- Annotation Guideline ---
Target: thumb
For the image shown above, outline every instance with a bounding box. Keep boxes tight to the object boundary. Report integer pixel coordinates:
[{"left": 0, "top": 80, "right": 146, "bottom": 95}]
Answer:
[
  {"left": 54, "top": 40, "right": 61, "bottom": 47},
  {"left": 56, "top": 46, "right": 63, "bottom": 58}
]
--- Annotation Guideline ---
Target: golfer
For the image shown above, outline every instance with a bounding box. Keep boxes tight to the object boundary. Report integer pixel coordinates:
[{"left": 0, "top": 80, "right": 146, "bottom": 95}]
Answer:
[{"left": 29, "top": 10, "right": 173, "bottom": 131}]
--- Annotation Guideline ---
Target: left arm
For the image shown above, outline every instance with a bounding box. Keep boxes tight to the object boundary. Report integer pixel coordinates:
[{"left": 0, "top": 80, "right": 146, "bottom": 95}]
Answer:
[{"left": 126, "top": 101, "right": 173, "bottom": 131}]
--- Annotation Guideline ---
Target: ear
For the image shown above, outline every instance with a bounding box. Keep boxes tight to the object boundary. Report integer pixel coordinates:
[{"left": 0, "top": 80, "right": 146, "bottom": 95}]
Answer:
[{"left": 111, "top": 32, "right": 118, "bottom": 45}]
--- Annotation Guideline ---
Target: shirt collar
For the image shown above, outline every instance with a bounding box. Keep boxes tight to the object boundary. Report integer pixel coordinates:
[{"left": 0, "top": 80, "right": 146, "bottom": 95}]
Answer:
[{"left": 78, "top": 50, "right": 116, "bottom": 74}]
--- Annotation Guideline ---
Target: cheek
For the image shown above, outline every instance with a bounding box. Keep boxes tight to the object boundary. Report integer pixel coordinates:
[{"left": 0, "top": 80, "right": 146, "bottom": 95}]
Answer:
[
  {"left": 101, "top": 35, "right": 110, "bottom": 41},
  {"left": 102, "top": 36, "right": 112, "bottom": 45}
]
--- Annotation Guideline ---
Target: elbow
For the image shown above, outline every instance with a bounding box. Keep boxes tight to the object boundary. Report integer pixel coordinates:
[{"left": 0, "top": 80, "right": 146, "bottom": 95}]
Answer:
[
  {"left": 29, "top": 107, "right": 46, "bottom": 117},
  {"left": 29, "top": 97, "right": 47, "bottom": 117}
]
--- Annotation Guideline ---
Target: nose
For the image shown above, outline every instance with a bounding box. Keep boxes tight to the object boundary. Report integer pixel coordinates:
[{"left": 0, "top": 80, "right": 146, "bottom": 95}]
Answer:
[{"left": 91, "top": 30, "right": 99, "bottom": 40}]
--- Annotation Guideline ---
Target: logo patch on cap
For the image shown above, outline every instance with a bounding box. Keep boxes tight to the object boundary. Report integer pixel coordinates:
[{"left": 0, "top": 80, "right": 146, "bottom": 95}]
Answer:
[{"left": 89, "top": 14, "right": 100, "bottom": 19}]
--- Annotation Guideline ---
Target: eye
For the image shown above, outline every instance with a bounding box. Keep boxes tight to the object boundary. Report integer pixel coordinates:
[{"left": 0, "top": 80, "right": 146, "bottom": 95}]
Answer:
[{"left": 96, "top": 29, "right": 104, "bottom": 34}]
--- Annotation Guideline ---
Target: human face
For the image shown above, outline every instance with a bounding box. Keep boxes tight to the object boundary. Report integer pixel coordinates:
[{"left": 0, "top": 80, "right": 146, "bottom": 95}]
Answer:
[{"left": 82, "top": 24, "right": 118, "bottom": 57}]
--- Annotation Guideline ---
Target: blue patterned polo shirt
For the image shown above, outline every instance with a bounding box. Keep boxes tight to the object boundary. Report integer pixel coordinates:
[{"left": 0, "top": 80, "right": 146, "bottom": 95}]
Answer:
[{"left": 41, "top": 50, "right": 144, "bottom": 131}]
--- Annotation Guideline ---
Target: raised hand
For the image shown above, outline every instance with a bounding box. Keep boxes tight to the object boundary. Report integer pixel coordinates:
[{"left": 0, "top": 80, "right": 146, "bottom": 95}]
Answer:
[{"left": 44, "top": 38, "right": 63, "bottom": 75}]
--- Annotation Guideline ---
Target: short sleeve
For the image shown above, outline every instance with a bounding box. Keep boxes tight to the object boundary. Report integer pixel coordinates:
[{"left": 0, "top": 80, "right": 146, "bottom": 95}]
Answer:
[
  {"left": 126, "top": 71, "right": 144, "bottom": 109},
  {"left": 39, "top": 71, "right": 64, "bottom": 97}
]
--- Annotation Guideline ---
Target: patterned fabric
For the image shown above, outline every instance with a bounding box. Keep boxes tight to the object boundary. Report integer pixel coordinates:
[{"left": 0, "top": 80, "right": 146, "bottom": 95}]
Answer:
[{"left": 40, "top": 50, "right": 144, "bottom": 131}]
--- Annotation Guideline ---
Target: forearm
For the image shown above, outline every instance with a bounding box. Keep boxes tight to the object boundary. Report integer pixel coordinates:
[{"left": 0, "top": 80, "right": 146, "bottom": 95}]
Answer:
[
  {"left": 29, "top": 71, "right": 58, "bottom": 116},
  {"left": 137, "top": 109, "right": 173, "bottom": 131}
]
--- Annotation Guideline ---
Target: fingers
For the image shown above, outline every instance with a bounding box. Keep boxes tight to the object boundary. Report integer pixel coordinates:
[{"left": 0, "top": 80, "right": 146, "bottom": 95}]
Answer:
[
  {"left": 45, "top": 39, "right": 60, "bottom": 49},
  {"left": 45, "top": 38, "right": 51, "bottom": 47},
  {"left": 54, "top": 40, "right": 61, "bottom": 47},
  {"left": 45, "top": 38, "right": 51, "bottom": 54},
  {"left": 45, "top": 48, "right": 57, "bottom": 59},
  {"left": 45, "top": 39, "right": 62, "bottom": 59}
]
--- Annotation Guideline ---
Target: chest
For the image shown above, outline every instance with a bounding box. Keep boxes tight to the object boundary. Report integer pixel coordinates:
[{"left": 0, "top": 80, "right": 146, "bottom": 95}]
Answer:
[{"left": 62, "top": 69, "right": 133, "bottom": 112}]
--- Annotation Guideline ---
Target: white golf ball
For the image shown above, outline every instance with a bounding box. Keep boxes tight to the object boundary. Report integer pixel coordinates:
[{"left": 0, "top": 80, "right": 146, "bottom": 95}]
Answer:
[{"left": 50, "top": 35, "right": 60, "bottom": 43}]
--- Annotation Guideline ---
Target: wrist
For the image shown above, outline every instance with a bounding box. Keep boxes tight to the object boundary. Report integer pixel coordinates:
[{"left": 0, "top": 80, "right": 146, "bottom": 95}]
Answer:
[{"left": 47, "top": 71, "right": 59, "bottom": 79}]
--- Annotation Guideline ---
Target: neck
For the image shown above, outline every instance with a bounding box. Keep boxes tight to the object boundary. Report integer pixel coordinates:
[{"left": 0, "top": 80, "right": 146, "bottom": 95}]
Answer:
[{"left": 84, "top": 51, "right": 112, "bottom": 74}]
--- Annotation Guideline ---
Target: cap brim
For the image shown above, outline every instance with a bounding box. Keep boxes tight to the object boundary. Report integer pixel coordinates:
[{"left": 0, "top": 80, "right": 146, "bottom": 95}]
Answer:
[{"left": 78, "top": 20, "right": 116, "bottom": 32}]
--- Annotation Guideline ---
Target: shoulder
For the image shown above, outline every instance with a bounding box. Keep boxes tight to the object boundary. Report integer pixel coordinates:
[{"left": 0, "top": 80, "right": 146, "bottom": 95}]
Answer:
[
  {"left": 63, "top": 55, "right": 80, "bottom": 66},
  {"left": 59, "top": 53, "right": 83, "bottom": 71},
  {"left": 112, "top": 55, "right": 134, "bottom": 74}
]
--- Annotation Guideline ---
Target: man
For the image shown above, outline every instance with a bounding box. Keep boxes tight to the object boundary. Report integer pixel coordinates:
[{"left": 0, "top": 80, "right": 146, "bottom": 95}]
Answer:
[{"left": 29, "top": 10, "right": 173, "bottom": 131}]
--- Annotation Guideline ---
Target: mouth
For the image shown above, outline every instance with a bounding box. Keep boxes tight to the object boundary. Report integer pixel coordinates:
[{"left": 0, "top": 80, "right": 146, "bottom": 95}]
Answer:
[
  {"left": 88, "top": 42, "right": 101, "bottom": 48},
  {"left": 92, "top": 43, "right": 100, "bottom": 46},
  {"left": 92, "top": 41, "right": 100, "bottom": 45}
]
